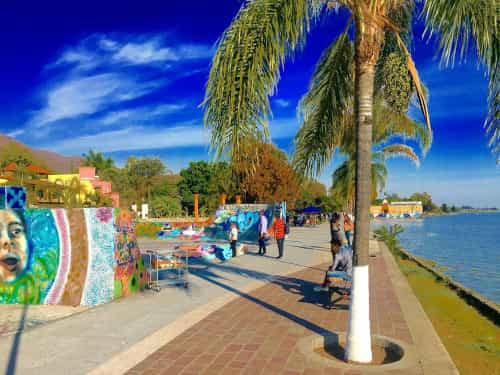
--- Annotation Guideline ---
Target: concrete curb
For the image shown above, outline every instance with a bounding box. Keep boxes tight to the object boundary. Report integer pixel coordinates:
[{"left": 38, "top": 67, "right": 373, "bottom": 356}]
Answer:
[{"left": 378, "top": 240, "right": 459, "bottom": 375}]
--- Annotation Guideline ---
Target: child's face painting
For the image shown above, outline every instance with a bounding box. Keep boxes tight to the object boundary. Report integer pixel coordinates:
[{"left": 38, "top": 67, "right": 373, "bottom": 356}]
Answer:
[{"left": 0, "top": 210, "right": 28, "bottom": 282}]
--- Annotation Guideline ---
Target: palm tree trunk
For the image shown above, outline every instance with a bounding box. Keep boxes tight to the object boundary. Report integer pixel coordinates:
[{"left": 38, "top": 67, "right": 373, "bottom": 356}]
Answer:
[{"left": 345, "top": 17, "right": 382, "bottom": 364}]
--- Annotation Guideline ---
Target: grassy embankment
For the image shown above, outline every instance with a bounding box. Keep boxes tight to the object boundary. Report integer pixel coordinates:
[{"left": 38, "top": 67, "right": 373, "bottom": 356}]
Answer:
[{"left": 375, "top": 226, "right": 500, "bottom": 375}]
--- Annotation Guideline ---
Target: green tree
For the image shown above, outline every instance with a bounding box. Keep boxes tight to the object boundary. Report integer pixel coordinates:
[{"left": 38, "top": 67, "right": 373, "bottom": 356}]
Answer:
[
  {"left": 296, "top": 179, "right": 328, "bottom": 210},
  {"left": 409, "top": 192, "right": 437, "bottom": 212},
  {"left": 125, "top": 157, "right": 166, "bottom": 203},
  {"left": 441, "top": 203, "right": 449, "bottom": 213},
  {"left": 386, "top": 192, "right": 404, "bottom": 202},
  {"left": 150, "top": 196, "right": 183, "bottom": 218},
  {"left": 82, "top": 150, "right": 115, "bottom": 175},
  {"left": 178, "top": 161, "right": 213, "bottom": 214},
  {"left": 201, "top": 0, "right": 498, "bottom": 362},
  {"left": 60, "top": 176, "right": 87, "bottom": 208},
  {"left": 206, "top": 161, "right": 240, "bottom": 211}
]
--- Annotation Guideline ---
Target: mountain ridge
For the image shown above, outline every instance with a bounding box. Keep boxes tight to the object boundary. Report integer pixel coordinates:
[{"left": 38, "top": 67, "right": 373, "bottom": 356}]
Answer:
[{"left": 0, "top": 134, "right": 82, "bottom": 173}]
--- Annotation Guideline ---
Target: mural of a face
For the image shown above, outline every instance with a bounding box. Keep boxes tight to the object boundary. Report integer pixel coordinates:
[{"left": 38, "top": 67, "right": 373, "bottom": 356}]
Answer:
[{"left": 0, "top": 210, "right": 28, "bottom": 282}]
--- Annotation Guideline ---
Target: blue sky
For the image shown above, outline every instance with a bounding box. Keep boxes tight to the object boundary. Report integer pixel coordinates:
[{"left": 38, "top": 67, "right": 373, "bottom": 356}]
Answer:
[{"left": 0, "top": 1, "right": 498, "bottom": 207}]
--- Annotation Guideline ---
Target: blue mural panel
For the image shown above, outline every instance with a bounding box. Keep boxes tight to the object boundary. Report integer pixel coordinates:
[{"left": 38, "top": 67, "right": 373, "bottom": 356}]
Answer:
[{"left": 5, "top": 186, "right": 27, "bottom": 209}]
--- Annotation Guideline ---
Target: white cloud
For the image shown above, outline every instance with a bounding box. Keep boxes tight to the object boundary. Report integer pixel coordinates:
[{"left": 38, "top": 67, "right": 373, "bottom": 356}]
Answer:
[
  {"left": 114, "top": 41, "right": 177, "bottom": 64},
  {"left": 27, "top": 33, "right": 211, "bottom": 132},
  {"left": 7, "top": 129, "right": 25, "bottom": 138},
  {"left": 113, "top": 40, "right": 212, "bottom": 66},
  {"left": 29, "top": 73, "right": 164, "bottom": 127},
  {"left": 274, "top": 99, "right": 290, "bottom": 108},
  {"left": 48, "top": 124, "right": 209, "bottom": 154},
  {"left": 52, "top": 34, "right": 213, "bottom": 71},
  {"left": 100, "top": 103, "right": 186, "bottom": 125}
]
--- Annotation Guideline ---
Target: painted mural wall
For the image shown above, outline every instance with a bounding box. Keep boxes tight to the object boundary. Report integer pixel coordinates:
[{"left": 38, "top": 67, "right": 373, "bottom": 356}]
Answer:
[
  {"left": 134, "top": 204, "right": 277, "bottom": 244},
  {"left": 0, "top": 208, "right": 148, "bottom": 306},
  {"left": 205, "top": 204, "right": 276, "bottom": 242}
]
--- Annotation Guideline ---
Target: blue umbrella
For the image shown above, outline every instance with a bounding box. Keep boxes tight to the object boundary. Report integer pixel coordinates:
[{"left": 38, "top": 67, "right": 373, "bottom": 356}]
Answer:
[{"left": 302, "top": 206, "right": 321, "bottom": 214}]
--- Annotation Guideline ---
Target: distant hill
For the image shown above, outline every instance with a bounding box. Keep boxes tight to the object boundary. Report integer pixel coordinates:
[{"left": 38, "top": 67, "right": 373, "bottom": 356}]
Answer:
[{"left": 0, "top": 134, "right": 82, "bottom": 173}]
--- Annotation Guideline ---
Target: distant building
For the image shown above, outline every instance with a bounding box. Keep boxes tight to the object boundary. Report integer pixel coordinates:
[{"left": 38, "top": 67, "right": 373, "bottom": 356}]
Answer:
[
  {"left": 0, "top": 164, "right": 119, "bottom": 207},
  {"left": 370, "top": 201, "right": 423, "bottom": 218}
]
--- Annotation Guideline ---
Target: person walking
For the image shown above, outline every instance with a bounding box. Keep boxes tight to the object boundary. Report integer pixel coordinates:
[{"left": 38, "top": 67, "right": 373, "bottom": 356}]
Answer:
[
  {"left": 229, "top": 222, "right": 238, "bottom": 257},
  {"left": 257, "top": 209, "right": 268, "bottom": 255},
  {"left": 343, "top": 213, "right": 354, "bottom": 247},
  {"left": 330, "top": 211, "right": 345, "bottom": 259},
  {"left": 272, "top": 213, "right": 286, "bottom": 258}
]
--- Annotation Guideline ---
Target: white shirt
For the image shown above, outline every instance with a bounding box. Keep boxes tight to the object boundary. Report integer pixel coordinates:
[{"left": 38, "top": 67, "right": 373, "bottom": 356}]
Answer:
[{"left": 230, "top": 227, "right": 238, "bottom": 241}]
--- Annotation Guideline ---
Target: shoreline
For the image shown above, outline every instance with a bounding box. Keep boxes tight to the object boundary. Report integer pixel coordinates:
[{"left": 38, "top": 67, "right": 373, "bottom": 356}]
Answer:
[
  {"left": 396, "top": 246, "right": 500, "bottom": 322},
  {"left": 375, "top": 229, "right": 500, "bottom": 375},
  {"left": 374, "top": 230, "right": 499, "bottom": 320}
]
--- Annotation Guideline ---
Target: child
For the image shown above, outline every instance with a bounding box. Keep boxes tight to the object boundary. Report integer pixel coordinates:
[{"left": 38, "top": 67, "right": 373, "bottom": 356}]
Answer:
[{"left": 229, "top": 222, "right": 238, "bottom": 257}]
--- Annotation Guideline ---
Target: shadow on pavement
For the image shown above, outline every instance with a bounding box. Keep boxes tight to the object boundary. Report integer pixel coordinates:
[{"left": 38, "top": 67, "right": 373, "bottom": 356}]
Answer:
[
  {"left": 191, "top": 268, "right": 335, "bottom": 337},
  {"left": 5, "top": 298, "right": 29, "bottom": 375},
  {"left": 188, "top": 258, "right": 347, "bottom": 314},
  {"left": 244, "top": 251, "right": 327, "bottom": 271}
]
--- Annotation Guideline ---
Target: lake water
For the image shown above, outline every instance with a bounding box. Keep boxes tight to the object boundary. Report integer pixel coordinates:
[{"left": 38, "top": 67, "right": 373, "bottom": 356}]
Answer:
[{"left": 371, "top": 212, "right": 500, "bottom": 303}]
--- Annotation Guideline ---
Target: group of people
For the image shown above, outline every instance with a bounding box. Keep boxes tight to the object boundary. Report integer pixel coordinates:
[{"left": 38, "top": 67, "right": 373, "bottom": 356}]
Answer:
[
  {"left": 229, "top": 209, "right": 354, "bottom": 300},
  {"left": 229, "top": 210, "right": 288, "bottom": 258}
]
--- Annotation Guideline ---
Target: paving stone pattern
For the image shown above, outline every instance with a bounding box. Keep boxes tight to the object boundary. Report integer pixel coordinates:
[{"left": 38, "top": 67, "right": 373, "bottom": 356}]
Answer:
[{"left": 128, "top": 254, "right": 415, "bottom": 375}]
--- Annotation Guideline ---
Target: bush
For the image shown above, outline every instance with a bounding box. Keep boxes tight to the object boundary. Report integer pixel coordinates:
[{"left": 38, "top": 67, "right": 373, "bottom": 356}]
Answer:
[{"left": 374, "top": 224, "right": 405, "bottom": 257}]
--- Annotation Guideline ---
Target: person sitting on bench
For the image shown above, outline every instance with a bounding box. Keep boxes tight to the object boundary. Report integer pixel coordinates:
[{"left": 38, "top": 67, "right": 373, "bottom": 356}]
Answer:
[{"left": 314, "top": 235, "right": 352, "bottom": 292}]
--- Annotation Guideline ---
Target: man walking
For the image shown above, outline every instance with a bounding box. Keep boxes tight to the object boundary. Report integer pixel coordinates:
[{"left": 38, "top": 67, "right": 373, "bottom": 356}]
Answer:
[
  {"left": 272, "top": 213, "right": 286, "bottom": 258},
  {"left": 257, "top": 210, "right": 268, "bottom": 255}
]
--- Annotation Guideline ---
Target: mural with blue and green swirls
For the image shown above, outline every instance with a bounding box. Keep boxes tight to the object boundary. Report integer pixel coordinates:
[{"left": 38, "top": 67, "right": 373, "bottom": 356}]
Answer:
[{"left": 0, "top": 207, "right": 148, "bottom": 306}]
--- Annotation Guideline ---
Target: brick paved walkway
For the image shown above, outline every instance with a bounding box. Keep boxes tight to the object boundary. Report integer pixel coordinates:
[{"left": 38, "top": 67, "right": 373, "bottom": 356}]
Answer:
[{"left": 127, "top": 253, "right": 416, "bottom": 375}]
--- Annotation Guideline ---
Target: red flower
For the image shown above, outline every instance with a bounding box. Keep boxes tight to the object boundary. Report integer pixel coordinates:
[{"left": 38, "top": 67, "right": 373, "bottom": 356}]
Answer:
[{"left": 96, "top": 208, "right": 113, "bottom": 223}]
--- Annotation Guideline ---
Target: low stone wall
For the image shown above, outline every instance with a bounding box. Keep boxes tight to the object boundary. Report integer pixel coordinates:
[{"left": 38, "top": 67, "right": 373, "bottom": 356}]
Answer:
[{"left": 0, "top": 208, "right": 148, "bottom": 306}]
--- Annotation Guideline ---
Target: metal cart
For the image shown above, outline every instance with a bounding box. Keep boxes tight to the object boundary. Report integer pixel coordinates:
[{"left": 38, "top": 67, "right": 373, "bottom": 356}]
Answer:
[{"left": 144, "top": 248, "right": 189, "bottom": 291}]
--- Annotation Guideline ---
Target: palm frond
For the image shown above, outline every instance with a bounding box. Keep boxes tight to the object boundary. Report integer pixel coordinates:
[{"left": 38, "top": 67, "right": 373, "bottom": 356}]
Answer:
[
  {"left": 394, "top": 33, "right": 432, "bottom": 136},
  {"left": 293, "top": 23, "right": 354, "bottom": 177},
  {"left": 373, "top": 99, "right": 432, "bottom": 154},
  {"left": 485, "top": 35, "right": 500, "bottom": 164},
  {"left": 380, "top": 144, "right": 420, "bottom": 167},
  {"left": 202, "top": 0, "right": 327, "bottom": 161},
  {"left": 423, "top": 0, "right": 499, "bottom": 163},
  {"left": 423, "top": 0, "right": 498, "bottom": 66},
  {"left": 371, "top": 161, "right": 388, "bottom": 199},
  {"left": 331, "top": 159, "right": 355, "bottom": 203}
]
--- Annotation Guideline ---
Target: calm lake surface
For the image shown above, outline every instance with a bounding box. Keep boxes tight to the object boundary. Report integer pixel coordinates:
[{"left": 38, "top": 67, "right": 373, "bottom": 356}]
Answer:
[{"left": 372, "top": 212, "right": 500, "bottom": 303}]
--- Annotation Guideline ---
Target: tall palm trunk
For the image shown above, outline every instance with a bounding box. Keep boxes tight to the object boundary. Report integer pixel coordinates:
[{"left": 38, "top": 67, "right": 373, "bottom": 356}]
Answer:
[{"left": 345, "top": 16, "right": 383, "bottom": 363}]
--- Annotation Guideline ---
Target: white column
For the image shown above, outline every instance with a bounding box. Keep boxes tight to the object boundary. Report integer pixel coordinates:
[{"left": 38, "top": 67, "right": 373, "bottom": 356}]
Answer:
[{"left": 345, "top": 264, "right": 372, "bottom": 363}]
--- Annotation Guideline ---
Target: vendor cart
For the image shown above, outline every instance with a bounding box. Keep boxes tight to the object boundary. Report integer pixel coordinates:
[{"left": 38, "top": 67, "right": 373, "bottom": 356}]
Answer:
[{"left": 145, "top": 248, "right": 189, "bottom": 291}]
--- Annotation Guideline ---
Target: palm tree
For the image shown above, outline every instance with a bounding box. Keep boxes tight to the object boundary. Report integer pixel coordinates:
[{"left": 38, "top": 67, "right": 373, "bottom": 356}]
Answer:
[
  {"left": 202, "top": 0, "right": 498, "bottom": 362},
  {"left": 82, "top": 150, "right": 115, "bottom": 175}
]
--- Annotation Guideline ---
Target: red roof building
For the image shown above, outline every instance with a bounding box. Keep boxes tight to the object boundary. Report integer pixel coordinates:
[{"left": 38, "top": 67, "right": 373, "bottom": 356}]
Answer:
[{"left": 3, "top": 162, "right": 51, "bottom": 175}]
